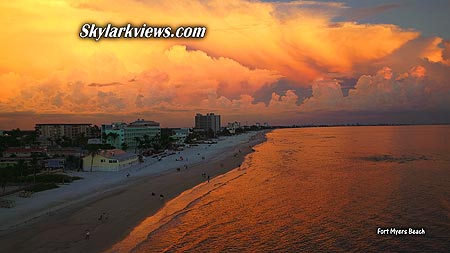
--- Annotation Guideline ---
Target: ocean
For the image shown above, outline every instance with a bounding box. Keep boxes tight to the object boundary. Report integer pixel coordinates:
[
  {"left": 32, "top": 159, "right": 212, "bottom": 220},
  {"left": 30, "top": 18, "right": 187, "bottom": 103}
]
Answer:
[{"left": 110, "top": 125, "right": 450, "bottom": 252}]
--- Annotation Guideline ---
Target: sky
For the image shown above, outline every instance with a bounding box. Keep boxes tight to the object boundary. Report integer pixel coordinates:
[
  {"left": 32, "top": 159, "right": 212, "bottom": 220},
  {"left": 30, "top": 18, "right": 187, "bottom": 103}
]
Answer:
[{"left": 0, "top": 0, "right": 449, "bottom": 129}]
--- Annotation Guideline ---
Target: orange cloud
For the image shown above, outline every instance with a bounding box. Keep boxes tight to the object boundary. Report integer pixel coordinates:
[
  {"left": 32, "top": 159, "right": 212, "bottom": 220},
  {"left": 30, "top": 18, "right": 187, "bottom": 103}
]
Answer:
[{"left": 0, "top": 0, "right": 448, "bottom": 128}]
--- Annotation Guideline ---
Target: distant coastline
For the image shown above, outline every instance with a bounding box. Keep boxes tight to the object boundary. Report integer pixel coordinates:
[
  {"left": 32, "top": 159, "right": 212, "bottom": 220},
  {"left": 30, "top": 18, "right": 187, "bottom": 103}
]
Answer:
[{"left": 3, "top": 122, "right": 449, "bottom": 133}]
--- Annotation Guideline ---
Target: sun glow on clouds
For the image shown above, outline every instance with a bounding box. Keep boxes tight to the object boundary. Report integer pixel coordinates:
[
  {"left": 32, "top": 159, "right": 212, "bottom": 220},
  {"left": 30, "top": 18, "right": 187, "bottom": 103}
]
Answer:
[{"left": 0, "top": 0, "right": 449, "bottom": 128}]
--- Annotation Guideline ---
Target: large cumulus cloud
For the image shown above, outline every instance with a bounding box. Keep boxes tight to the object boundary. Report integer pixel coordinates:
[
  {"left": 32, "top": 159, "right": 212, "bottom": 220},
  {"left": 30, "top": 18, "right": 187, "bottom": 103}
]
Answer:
[{"left": 0, "top": 0, "right": 449, "bottom": 128}]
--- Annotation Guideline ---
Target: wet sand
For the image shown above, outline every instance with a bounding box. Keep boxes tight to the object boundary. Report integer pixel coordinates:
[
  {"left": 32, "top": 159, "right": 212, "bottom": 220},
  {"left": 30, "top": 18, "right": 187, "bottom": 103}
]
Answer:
[{"left": 0, "top": 131, "right": 268, "bottom": 253}]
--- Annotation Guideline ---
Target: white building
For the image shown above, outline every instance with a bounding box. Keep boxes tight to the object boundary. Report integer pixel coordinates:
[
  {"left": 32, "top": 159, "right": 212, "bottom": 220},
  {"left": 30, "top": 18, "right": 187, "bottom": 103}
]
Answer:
[
  {"left": 82, "top": 149, "right": 138, "bottom": 172},
  {"left": 226, "top": 121, "right": 241, "bottom": 134},
  {"left": 171, "top": 128, "right": 191, "bottom": 145}
]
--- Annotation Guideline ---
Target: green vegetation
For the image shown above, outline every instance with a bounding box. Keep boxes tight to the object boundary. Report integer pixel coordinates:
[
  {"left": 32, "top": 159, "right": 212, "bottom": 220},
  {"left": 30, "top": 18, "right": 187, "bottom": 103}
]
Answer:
[
  {"left": 29, "top": 183, "right": 59, "bottom": 192},
  {"left": 24, "top": 174, "right": 82, "bottom": 184},
  {"left": 0, "top": 162, "right": 83, "bottom": 194},
  {"left": 134, "top": 133, "right": 175, "bottom": 153}
]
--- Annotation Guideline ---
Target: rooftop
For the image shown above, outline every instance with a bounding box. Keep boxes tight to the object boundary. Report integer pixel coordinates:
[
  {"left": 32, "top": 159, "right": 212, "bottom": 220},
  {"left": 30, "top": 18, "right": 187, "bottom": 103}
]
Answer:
[
  {"left": 36, "top": 123, "right": 92, "bottom": 126},
  {"left": 98, "top": 149, "right": 137, "bottom": 162}
]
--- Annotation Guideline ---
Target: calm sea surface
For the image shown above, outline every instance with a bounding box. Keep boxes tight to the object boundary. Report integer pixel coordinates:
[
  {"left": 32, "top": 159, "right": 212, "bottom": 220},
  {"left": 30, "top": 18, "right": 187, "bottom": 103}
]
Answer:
[{"left": 111, "top": 126, "right": 450, "bottom": 252}]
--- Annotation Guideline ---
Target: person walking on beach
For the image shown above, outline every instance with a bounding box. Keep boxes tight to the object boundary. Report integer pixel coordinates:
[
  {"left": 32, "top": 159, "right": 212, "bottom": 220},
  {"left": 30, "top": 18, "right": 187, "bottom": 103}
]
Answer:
[
  {"left": 207, "top": 175, "right": 210, "bottom": 183},
  {"left": 85, "top": 229, "right": 90, "bottom": 240}
]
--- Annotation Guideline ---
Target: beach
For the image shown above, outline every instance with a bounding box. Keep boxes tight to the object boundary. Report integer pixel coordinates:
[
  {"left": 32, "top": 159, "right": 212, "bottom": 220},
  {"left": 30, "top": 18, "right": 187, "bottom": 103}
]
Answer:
[
  {"left": 0, "top": 130, "right": 268, "bottom": 253},
  {"left": 110, "top": 126, "right": 450, "bottom": 252}
]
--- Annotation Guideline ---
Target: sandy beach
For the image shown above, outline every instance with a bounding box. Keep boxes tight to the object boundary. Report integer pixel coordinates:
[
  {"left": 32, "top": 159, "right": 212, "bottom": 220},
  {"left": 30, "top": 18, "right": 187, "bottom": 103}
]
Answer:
[{"left": 0, "top": 130, "right": 268, "bottom": 253}]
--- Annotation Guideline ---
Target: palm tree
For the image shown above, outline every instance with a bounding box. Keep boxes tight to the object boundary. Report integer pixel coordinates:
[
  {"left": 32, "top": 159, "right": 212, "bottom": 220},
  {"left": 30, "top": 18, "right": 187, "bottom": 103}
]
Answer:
[
  {"left": 47, "top": 137, "right": 55, "bottom": 147},
  {"left": 150, "top": 134, "right": 163, "bottom": 151},
  {"left": 101, "top": 132, "right": 108, "bottom": 144},
  {"left": 121, "top": 142, "right": 129, "bottom": 151},
  {"left": 159, "top": 133, "right": 175, "bottom": 150},
  {"left": 86, "top": 144, "right": 99, "bottom": 172},
  {"left": 142, "top": 135, "right": 151, "bottom": 149},
  {"left": 107, "top": 132, "right": 120, "bottom": 148},
  {"left": 134, "top": 137, "right": 142, "bottom": 153}
]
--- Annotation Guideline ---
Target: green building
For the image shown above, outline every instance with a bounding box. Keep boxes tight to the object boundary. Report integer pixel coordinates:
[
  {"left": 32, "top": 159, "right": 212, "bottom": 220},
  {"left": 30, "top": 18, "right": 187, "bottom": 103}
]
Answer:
[{"left": 101, "top": 119, "right": 160, "bottom": 151}]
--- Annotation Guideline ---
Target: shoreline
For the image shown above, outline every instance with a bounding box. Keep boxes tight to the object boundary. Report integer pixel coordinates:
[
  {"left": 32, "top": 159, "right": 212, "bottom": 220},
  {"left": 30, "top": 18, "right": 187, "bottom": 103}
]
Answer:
[{"left": 0, "top": 130, "right": 270, "bottom": 253}]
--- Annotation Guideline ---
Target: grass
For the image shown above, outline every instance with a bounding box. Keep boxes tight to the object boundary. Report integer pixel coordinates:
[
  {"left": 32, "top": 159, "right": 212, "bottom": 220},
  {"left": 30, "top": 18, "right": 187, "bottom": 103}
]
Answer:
[
  {"left": 29, "top": 183, "right": 59, "bottom": 192},
  {"left": 23, "top": 174, "right": 83, "bottom": 193},
  {"left": 25, "top": 174, "right": 83, "bottom": 183}
]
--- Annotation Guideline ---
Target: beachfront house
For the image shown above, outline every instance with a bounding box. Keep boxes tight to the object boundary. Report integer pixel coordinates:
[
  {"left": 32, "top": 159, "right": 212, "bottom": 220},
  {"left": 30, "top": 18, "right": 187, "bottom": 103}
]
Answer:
[
  {"left": 82, "top": 149, "right": 138, "bottom": 172},
  {"left": 43, "top": 158, "right": 66, "bottom": 172},
  {"left": 171, "top": 128, "right": 191, "bottom": 145},
  {"left": 3, "top": 147, "right": 47, "bottom": 158}
]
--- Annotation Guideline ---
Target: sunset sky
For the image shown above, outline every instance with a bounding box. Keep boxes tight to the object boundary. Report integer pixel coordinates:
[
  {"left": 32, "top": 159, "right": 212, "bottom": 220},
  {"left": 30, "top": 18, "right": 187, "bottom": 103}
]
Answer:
[{"left": 1, "top": 0, "right": 449, "bottom": 129}]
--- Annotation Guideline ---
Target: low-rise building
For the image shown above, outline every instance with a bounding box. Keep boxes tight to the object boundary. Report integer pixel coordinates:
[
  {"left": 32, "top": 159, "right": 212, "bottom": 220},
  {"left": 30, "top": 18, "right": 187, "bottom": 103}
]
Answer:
[
  {"left": 3, "top": 147, "right": 47, "bottom": 158},
  {"left": 227, "top": 121, "right": 241, "bottom": 134},
  {"left": 0, "top": 161, "right": 18, "bottom": 168},
  {"left": 82, "top": 149, "right": 138, "bottom": 172},
  {"left": 47, "top": 147, "right": 82, "bottom": 157},
  {"left": 171, "top": 128, "right": 191, "bottom": 145},
  {"left": 87, "top": 138, "right": 102, "bottom": 145},
  {"left": 44, "top": 158, "right": 66, "bottom": 171}
]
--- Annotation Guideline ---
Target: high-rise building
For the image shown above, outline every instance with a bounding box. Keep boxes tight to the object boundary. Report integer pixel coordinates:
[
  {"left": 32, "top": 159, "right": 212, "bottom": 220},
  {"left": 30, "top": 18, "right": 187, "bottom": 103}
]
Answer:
[
  {"left": 195, "top": 113, "right": 221, "bottom": 135},
  {"left": 35, "top": 123, "right": 92, "bottom": 145},
  {"left": 101, "top": 119, "right": 160, "bottom": 150}
]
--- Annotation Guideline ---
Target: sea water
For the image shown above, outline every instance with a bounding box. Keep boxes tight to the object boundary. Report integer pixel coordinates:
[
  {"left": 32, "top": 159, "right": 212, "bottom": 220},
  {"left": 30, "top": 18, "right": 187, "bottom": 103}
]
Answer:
[{"left": 111, "top": 125, "right": 450, "bottom": 252}]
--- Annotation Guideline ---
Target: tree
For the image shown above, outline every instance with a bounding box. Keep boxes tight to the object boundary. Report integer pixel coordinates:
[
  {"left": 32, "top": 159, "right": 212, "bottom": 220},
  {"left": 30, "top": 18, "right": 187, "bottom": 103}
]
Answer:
[
  {"left": 86, "top": 144, "right": 99, "bottom": 172},
  {"left": 159, "top": 133, "right": 174, "bottom": 150},
  {"left": 150, "top": 134, "right": 162, "bottom": 151},
  {"left": 142, "top": 135, "right": 152, "bottom": 149},
  {"left": 235, "top": 127, "right": 244, "bottom": 134},
  {"left": 23, "top": 131, "right": 38, "bottom": 146},
  {"left": 134, "top": 137, "right": 142, "bottom": 153},
  {"left": 90, "top": 125, "right": 101, "bottom": 138},
  {"left": 74, "top": 133, "right": 88, "bottom": 148},
  {"left": 47, "top": 137, "right": 55, "bottom": 147},
  {"left": 61, "top": 135, "right": 72, "bottom": 147},
  {"left": 101, "top": 132, "right": 108, "bottom": 144},
  {"left": 220, "top": 128, "right": 231, "bottom": 136},
  {"left": 207, "top": 128, "right": 215, "bottom": 138},
  {"left": 121, "top": 142, "right": 129, "bottom": 151},
  {"left": 107, "top": 132, "right": 120, "bottom": 147},
  {"left": 31, "top": 154, "right": 39, "bottom": 183},
  {"left": 185, "top": 132, "right": 201, "bottom": 144}
]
